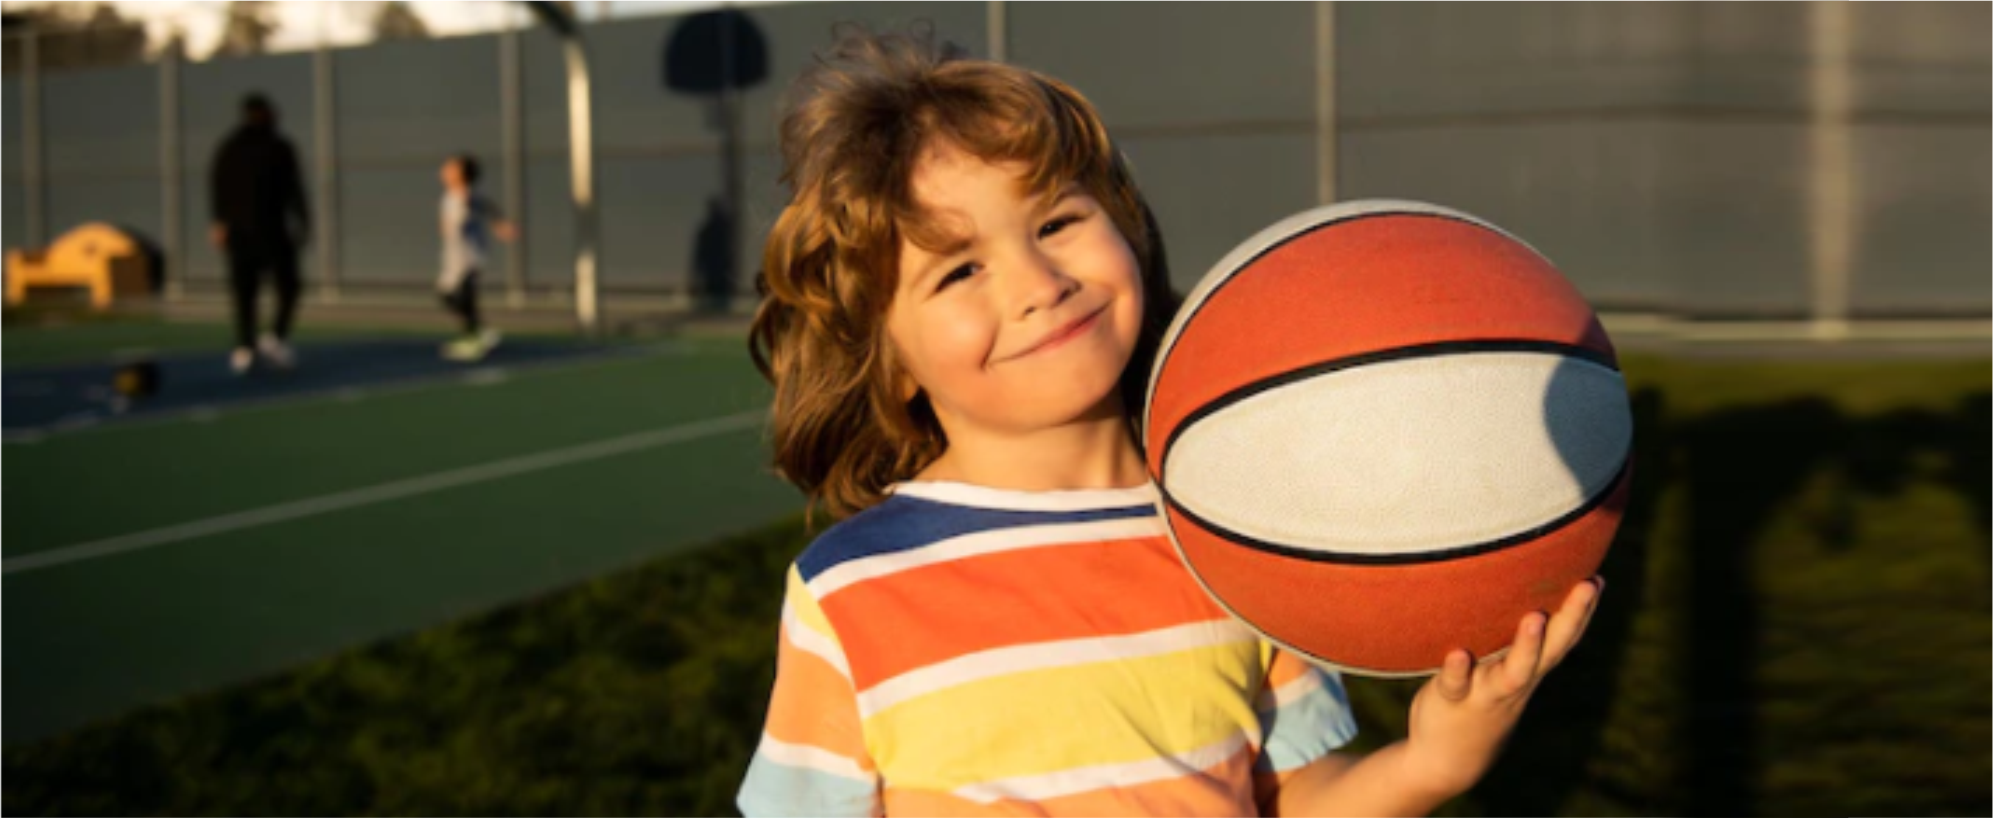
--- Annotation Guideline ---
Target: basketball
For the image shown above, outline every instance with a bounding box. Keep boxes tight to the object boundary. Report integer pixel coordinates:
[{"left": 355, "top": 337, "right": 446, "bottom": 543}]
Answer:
[{"left": 1143, "top": 200, "right": 1633, "bottom": 677}]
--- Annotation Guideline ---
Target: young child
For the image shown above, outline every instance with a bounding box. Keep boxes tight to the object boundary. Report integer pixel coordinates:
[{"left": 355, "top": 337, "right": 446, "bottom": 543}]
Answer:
[
  {"left": 437, "top": 153, "right": 515, "bottom": 362},
  {"left": 738, "top": 31, "right": 1603, "bottom": 817}
]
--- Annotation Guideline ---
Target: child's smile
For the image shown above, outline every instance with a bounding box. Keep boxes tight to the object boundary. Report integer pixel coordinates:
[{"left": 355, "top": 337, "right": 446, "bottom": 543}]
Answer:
[{"left": 996, "top": 305, "right": 1107, "bottom": 364}]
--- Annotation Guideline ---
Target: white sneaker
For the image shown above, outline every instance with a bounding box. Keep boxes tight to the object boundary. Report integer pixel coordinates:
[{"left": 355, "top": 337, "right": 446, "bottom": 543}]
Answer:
[
  {"left": 477, "top": 328, "right": 502, "bottom": 356},
  {"left": 257, "top": 334, "right": 296, "bottom": 370},
  {"left": 229, "top": 347, "right": 255, "bottom": 376}
]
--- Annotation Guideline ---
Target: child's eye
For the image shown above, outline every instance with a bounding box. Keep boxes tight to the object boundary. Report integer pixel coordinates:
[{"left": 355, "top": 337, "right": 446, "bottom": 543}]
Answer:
[
  {"left": 1039, "top": 214, "right": 1081, "bottom": 239},
  {"left": 936, "top": 263, "right": 977, "bottom": 291}
]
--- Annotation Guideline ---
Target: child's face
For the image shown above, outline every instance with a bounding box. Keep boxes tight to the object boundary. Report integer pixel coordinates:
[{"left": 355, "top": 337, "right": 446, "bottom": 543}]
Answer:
[
  {"left": 439, "top": 160, "right": 462, "bottom": 188},
  {"left": 886, "top": 141, "right": 1144, "bottom": 439}
]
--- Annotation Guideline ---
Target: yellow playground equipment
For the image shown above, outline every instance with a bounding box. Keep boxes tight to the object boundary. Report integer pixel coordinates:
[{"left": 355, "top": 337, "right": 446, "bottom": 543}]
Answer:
[{"left": 6, "top": 223, "right": 157, "bottom": 310}]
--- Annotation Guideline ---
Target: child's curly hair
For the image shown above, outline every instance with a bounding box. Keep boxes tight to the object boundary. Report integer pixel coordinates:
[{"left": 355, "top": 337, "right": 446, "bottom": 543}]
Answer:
[{"left": 750, "top": 26, "right": 1180, "bottom": 520}]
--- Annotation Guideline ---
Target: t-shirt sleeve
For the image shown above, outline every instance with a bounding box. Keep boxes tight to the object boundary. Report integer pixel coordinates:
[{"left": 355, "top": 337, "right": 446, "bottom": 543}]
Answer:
[
  {"left": 737, "top": 565, "right": 882, "bottom": 818},
  {"left": 1254, "top": 643, "right": 1360, "bottom": 777}
]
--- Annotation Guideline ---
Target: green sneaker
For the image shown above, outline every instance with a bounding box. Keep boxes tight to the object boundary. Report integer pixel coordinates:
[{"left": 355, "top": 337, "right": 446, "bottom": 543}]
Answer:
[
  {"left": 441, "top": 329, "right": 502, "bottom": 362},
  {"left": 442, "top": 336, "right": 485, "bottom": 362}
]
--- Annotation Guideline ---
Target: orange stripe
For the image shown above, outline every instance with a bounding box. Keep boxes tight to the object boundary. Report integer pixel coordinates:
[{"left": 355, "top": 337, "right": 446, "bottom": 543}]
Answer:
[
  {"left": 817, "top": 534, "right": 1232, "bottom": 690},
  {"left": 1252, "top": 764, "right": 1324, "bottom": 816},
  {"left": 1172, "top": 472, "right": 1626, "bottom": 675},
  {"left": 1264, "top": 648, "right": 1318, "bottom": 689},
  {"left": 763, "top": 624, "right": 873, "bottom": 768},
  {"left": 881, "top": 745, "right": 1259, "bottom": 817},
  {"left": 1148, "top": 214, "right": 1615, "bottom": 476}
]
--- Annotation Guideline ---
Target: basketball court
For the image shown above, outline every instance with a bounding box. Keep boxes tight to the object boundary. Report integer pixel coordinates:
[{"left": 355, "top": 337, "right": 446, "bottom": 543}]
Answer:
[{"left": 2, "top": 316, "right": 801, "bottom": 743}]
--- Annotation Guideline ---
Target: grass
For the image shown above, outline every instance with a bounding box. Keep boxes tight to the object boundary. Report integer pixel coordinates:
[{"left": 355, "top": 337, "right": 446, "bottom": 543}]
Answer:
[
  {"left": 4, "top": 352, "right": 1988, "bottom": 816},
  {"left": 3, "top": 517, "right": 806, "bottom": 817}
]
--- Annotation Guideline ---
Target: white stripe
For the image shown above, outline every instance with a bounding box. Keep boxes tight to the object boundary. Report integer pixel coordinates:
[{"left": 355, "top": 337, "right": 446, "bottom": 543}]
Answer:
[
  {"left": 2, "top": 410, "right": 766, "bottom": 576},
  {"left": 1165, "top": 353, "right": 1630, "bottom": 555},
  {"left": 856, "top": 619, "right": 1254, "bottom": 718},
  {"left": 887, "top": 480, "right": 1162, "bottom": 512},
  {"left": 754, "top": 735, "right": 874, "bottom": 784},
  {"left": 952, "top": 731, "right": 1252, "bottom": 805},
  {"left": 809, "top": 517, "right": 1163, "bottom": 600},
  {"left": 1255, "top": 668, "right": 1326, "bottom": 712},
  {"left": 782, "top": 600, "right": 851, "bottom": 680}
]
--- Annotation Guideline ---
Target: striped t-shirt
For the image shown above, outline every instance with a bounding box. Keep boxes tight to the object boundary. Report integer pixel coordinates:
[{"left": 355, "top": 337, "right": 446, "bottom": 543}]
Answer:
[{"left": 738, "top": 480, "right": 1358, "bottom": 817}]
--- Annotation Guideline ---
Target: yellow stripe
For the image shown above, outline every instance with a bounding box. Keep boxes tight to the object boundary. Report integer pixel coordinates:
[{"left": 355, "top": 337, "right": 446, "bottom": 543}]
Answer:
[
  {"left": 786, "top": 565, "right": 837, "bottom": 641},
  {"left": 865, "top": 639, "right": 1264, "bottom": 790}
]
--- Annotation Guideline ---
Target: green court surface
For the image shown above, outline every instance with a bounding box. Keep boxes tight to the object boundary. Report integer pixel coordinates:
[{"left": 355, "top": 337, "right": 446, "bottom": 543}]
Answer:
[
  {"left": 3, "top": 320, "right": 802, "bottom": 743},
  {"left": 3, "top": 312, "right": 434, "bottom": 368}
]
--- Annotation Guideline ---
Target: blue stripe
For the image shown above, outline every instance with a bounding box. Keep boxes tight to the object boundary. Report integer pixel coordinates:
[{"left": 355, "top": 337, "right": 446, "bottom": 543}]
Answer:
[
  {"left": 1256, "top": 669, "right": 1360, "bottom": 774},
  {"left": 795, "top": 495, "right": 1156, "bottom": 583},
  {"left": 737, "top": 753, "right": 878, "bottom": 817}
]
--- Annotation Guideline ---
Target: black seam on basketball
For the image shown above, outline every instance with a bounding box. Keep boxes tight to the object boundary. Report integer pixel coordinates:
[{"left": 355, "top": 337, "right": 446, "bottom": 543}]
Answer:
[
  {"left": 1158, "top": 458, "right": 1629, "bottom": 566},
  {"left": 1161, "top": 339, "right": 1620, "bottom": 466},
  {"left": 1154, "top": 210, "right": 1502, "bottom": 376},
  {"left": 1146, "top": 208, "right": 1591, "bottom": 443}
]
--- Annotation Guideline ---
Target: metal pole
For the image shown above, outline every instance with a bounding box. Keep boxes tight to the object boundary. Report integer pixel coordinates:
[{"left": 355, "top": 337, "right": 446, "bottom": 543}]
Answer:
[
  {"left": 161, "top": 41, "right": 183, "bottom": 300},
  {"left": 718, "top": 6, "right": 741, "bottom": 314},
  {"left": 1315, "top": 1, "right": 1338, "bottom": 205},
  {"left": 314, "top": 40, "right": 340, "bottom": 302},
  {"left": 988, "top": 1, "right": 1008, "bottom": 63},
  {"left": 522, "top": 0, "right": 598, "bottom": 333},
  {"left": 1807, "top": 0, "right": 1854, "bottom": 340},
  {"left": 562, "top": 37, "right": 599, "bottom": 333},
  {"left": 501, "top": 24, "right": 526, "bottom": 308},
  {"left": 23, "top": 29, "right": 45, "bottom": 248}
]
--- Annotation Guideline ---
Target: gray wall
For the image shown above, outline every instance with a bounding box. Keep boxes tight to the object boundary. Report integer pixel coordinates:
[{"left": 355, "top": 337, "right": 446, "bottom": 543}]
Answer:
[
  {"left": 1336, "top": 1, "right": 1990, "bottom": 318},
  {"left": 39, "top": 63, "right": 161, "bottom": 259},
  {"left": 4, "top": 76, "right": 24, "bottom": 251},
  {"left": 336, "top": 35, "right": 504, "bottom": 288},
  {"left": 1010, "top": 3, "right": 1320, "bottom": 289},
  {"left": 3, "top": 1, "right": 1987, "bottom": 318}
]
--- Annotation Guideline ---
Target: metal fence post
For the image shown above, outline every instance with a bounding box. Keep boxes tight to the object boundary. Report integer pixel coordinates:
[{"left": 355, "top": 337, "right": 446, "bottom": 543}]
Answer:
[
  {"left": 1315, "top": 1, "right": 1338, "bottom": 206},
  {"left": 22, "top": 28, "right": 45, "bottom": 249},
  {"left": 1807, "top": 0, "right": 1854, "bottom": 340},
  {"left": 314, "top": 41, "right": 341, "bottom": 303},
  {"left": 160, "top": 42, "right": 183, "bottom": 300},
  {"left": 988, "top": 1, "right": 1007, "bottom": 63},
  {"left": 501, "top": 23, "right": 527, "bottom": 308}
]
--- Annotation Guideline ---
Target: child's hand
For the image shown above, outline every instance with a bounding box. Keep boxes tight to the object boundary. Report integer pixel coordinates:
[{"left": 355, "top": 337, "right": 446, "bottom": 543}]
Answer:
[
  {"left": 495, "top": 220, "right": 519, "bottom": 243},
  {"left": 1400, "top": 577, "right": 1604, "bottom": 800}
]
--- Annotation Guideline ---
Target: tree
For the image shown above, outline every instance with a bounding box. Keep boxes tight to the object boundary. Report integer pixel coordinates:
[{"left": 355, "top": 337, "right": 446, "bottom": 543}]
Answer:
[
  {"left": 1, "top": 2, "right": 148, "bottom": 73},
  {"left": 210, "top": 1, "right": 279, "bottom": 60},
  {"left": 371, "top": 1, "right": 431, "bottom": 42}
]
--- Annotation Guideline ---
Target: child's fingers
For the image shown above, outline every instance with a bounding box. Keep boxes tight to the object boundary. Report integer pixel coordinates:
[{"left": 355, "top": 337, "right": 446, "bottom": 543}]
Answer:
[
  {"left": 1494, "top": 611, "right": 1548, "bottom": 696},
  {"left": 1539, "top": 577, "right": 1605, "bottom": 672},
  {"left": 1433, "top": 649, "right": 1474, "bottom": 702}
]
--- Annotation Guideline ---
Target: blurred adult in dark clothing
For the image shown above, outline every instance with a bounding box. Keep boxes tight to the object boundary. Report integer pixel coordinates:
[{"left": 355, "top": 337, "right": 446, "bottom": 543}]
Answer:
[
  {"left": 692, "top": 197, "right": 736, "bottom": 314},
  {"left": 210, "top": 93, "right": 310, "bottom": 375}
]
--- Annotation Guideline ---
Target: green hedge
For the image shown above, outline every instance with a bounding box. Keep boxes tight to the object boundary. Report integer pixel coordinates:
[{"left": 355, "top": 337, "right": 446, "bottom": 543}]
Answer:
[{"left": 7, "top": 355, "right": 1988, "bottom": 816}]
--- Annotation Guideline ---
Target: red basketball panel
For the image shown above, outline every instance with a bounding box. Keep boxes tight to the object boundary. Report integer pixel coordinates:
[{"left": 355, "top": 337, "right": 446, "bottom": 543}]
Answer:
[
  {"left": 1147, "top": 214, "right": 1615, "bottom": 477},
  {"left": 1167, "top": 470, "right": 1629, "bottom": 675}
]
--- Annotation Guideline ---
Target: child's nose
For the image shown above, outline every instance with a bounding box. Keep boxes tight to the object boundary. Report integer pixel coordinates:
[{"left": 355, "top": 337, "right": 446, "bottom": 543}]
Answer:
[{"left": 1007, "top": 249, "right": 1077, "bottom": 320}]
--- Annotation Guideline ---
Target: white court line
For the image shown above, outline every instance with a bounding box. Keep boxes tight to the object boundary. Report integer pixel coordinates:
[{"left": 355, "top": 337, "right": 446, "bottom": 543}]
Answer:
[{"left": 3, "top": 409, "right": 768, "bottom": 576}]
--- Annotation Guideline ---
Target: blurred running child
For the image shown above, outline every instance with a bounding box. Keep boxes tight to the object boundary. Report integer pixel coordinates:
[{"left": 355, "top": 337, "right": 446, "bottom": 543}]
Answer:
[{"left": 438, "top": 153, "right": 516, "bottom": 362}]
